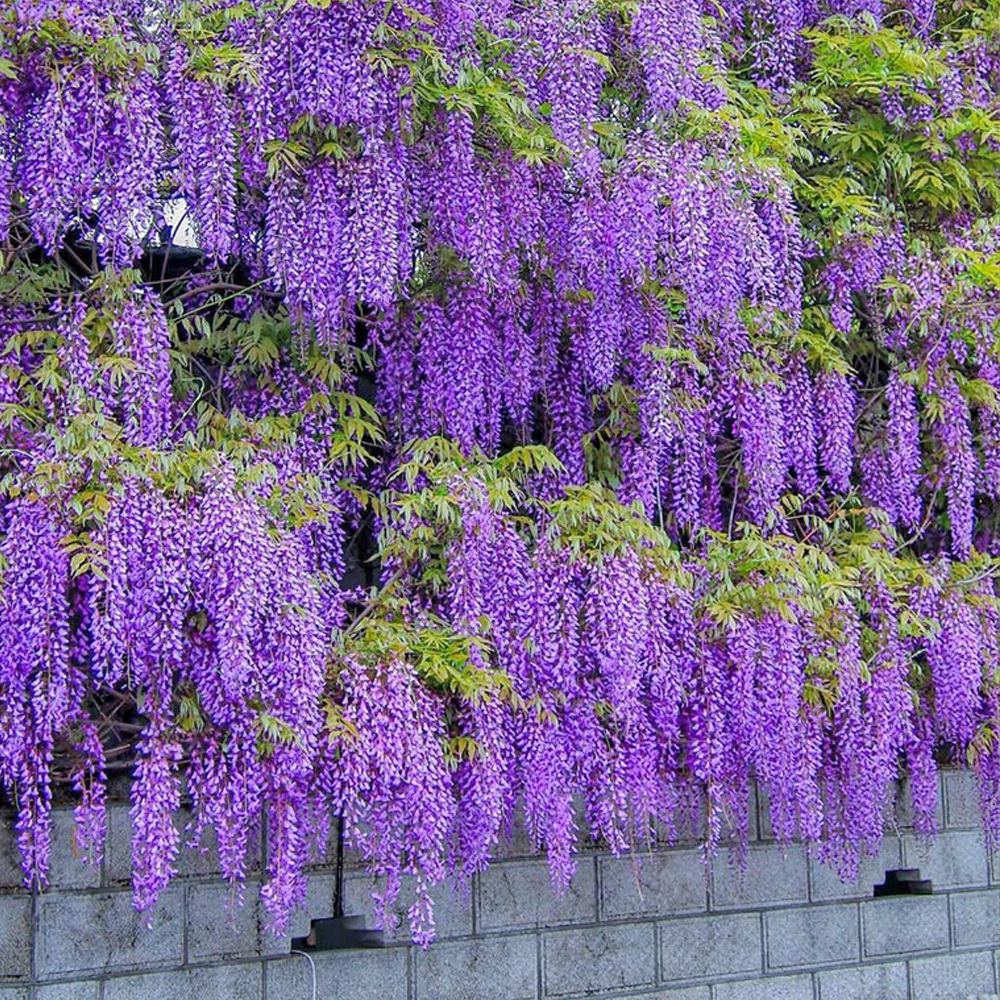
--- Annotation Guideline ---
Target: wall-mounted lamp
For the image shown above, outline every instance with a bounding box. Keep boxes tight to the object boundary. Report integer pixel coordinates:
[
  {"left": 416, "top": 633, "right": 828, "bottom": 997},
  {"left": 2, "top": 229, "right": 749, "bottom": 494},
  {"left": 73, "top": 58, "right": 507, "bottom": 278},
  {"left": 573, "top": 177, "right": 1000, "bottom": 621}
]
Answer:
[{"left": 874, "top": 868, "right": 933, "bottom": 896}]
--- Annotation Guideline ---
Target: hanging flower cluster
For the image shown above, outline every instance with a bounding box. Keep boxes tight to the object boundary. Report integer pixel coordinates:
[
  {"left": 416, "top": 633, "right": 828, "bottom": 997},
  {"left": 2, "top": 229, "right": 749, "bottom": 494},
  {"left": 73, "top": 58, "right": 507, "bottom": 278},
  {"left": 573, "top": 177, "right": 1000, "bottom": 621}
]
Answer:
[{"left": 1, "top": 0, "right": 999, "bottom": 947}]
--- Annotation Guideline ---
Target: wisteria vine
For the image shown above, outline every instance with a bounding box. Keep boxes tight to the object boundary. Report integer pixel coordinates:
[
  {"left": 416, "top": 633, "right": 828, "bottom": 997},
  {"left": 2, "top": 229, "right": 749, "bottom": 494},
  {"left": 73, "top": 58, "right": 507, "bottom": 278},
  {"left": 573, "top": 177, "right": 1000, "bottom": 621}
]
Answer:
[{"left": 1, "top": 0, "right": 1000, "bottom": 947}]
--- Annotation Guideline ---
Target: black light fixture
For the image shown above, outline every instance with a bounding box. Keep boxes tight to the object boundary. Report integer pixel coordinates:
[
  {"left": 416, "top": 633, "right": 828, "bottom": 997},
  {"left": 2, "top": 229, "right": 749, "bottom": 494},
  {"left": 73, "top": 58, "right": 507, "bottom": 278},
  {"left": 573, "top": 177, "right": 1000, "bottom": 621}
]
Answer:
[
  {"left": 874, "top": 868, "right": 933, "bottom": 896},
  {"left": 290, "top": 915, "right": 384, "bottom": 951}
]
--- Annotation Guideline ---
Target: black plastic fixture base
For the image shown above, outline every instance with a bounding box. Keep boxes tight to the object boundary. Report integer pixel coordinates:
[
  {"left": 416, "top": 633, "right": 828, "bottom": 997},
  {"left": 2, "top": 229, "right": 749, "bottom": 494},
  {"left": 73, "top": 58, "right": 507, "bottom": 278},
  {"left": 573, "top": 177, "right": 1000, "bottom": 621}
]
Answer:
[
  {"left": 291, "top": 916, "right": 385, "bottom": 952},
  {"left": 874, "top": 868, "right": 933, "bottom": 897}
]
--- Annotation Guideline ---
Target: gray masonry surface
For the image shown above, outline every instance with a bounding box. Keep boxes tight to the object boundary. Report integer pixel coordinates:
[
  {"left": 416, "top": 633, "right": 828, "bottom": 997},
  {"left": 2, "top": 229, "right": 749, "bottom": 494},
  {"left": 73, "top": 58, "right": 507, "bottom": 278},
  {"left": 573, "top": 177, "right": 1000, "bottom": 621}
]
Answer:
[{"left": 1, "top": 770, "right": 998, "bottom": 999}]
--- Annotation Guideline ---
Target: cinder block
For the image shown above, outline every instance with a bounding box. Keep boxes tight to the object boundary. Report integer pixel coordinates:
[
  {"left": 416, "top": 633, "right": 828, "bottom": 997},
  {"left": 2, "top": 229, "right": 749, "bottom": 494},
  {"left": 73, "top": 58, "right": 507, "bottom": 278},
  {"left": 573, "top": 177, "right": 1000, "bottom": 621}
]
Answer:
[
  {"left": 494, "top": 806, "right": 538, "bottom": 859},
  {"left": 103, "top": 803, "right": 147, "bottom": 884},
  {"left": 599, "top": 851, "right": 707, "bottom": 920},
  {"left": 0, "top": 815, "right": 21, "bottom": 890},
  {"left": 416, "top": 934, "right": 536, "bottom": 1000},
  {"left": 738, "top": 785, "right": 761, "bottom": 843},
  {"left": 543, "top": 923, "right": 655, "bottom": 997},
  {"left": 296, "top": 819, "right": 342, "bottom": 871},
  {"left": 105, "top": 964, "right": 264, "bottom": 1000},
  {"left": 47, "top": 809, "right": 101, "bottom": 889},
  {"left": 36, "top": 984, "right": 101, "bottom": 1000},
  {"left": 766, "top": 903, "right": 859, "bottom": 969},
  {"left": 494, "top": 800, "right": 605, "bottom": 859},
  {"left": 817, "top": 962, "right": 908, "bottom": 1000},
  {"left": 669, "top": 787, "right": 756, "bottom": 845},
  {"left": 344, "top": 871, "right": 473, "bottom": 941},
  {"left": 641, "top": 989, "right": 711, "bottom": 1000},
  {"left": 0, "top": 896, "right": 32, "bottom": 981},
  {"left": 659, "top": 912, "right": 761, "bottom": 982},
  {"left": 174, "top": 817, "right": 226, "bottom": 879},
  {"left": 711, "top": 845, "right": 808, "bottom": 909},
  {"left": 809, "top": 838, "right": 902, "bottom": 902},
  {"left": 105, "top": 804, "right": 262, "bottom": 885},
  {"left": 895, "top": 775, "right": 945, "bottom": 832},
  {"left": 952, "top": 890, "right": 1000, "bottom": 948},
  {"left": 187, "top": 882, "right": 265, "bottom": 961},
  {"left": 35, "top": 889, "right": 182, "bottom": 976},
  {"left": 264, "top": 944, "right": 408, "bottom": 1000},
  {"left": 757, "top": 786, "right": 773, "bottom": 841},
  {"left": 903, "top": 831, "right": 991, "bottom": 890},
  {"left": 265, "top": 872, "right": 336, "bottom": 955},
  {"left": 757, "top": 786, "right": 804, "bottom": 843},
  {"left": 862, "top": 896, "right": 949, "bottom": 957},
  {"left": 909, "top": 950, "right": 997, "bottom": 998},
  {"left": 187, "top": 818, "right": 264, "bottom": 880},
  {"left": 713, "top": 973, "right": 813, "bottom": 999},
  {"left": 716, "top": 784, "right": 759, "bottom": 843},
  {"left": 943, "top": 769, "right": 981, "bottom": 830},
  {"left": 668, "top": 795, "right": 708, "bottom": 844},
  {"left": 477, "top": 859, "right": 596, "bottom": 932}
]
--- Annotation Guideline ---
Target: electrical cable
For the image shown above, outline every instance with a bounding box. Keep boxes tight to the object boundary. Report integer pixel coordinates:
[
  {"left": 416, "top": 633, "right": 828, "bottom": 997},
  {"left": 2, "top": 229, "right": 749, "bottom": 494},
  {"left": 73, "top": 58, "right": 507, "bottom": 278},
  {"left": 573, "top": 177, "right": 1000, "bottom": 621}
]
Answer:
[{"left": 290, "top": 948, "right": 318, "bottom": 1000}]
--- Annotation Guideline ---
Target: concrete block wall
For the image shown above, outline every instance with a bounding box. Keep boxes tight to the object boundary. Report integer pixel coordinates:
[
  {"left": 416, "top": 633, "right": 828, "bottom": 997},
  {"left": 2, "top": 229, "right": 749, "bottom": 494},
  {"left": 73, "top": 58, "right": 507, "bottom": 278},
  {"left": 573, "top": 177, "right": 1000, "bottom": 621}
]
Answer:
[{"left": 0, "top": 772, "right": 997, "bottom": 999}]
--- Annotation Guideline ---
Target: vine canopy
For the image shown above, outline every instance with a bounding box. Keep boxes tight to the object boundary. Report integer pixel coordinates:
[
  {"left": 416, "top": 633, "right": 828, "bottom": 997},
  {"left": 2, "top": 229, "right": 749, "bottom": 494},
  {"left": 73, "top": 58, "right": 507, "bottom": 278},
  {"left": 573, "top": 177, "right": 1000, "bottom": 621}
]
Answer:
[{"left": 1, "top": 0, "right": 1000, "bottom": 945}]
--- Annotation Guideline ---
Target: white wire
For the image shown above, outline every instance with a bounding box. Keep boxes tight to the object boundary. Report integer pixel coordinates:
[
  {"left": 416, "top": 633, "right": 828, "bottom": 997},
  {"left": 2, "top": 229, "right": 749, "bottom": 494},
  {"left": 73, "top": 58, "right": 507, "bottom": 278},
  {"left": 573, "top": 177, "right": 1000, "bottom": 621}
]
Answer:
[{"left": 290, "top": 948, "right": 318, "bottom": 1000}]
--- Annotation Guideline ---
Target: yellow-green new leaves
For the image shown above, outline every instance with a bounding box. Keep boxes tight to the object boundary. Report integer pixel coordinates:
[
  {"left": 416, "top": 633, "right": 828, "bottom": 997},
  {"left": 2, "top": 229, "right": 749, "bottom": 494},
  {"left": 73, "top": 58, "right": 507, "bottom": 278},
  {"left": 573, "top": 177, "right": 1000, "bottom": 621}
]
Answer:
[{"left": 335, "top": 611, "right": 514, "bottom": 705}]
